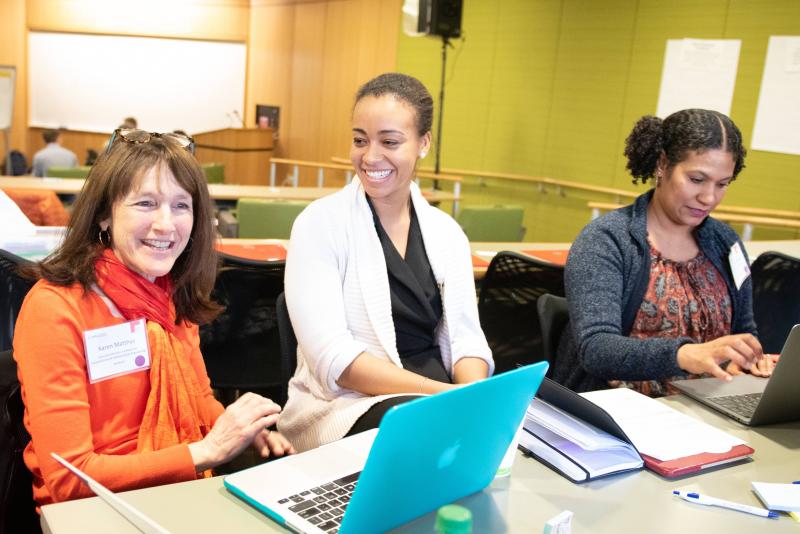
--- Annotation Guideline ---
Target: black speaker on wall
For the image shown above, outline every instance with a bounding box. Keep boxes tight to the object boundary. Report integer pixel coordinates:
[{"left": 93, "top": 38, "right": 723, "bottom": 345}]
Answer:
[{"left": 423, "top": 0, "right": 463, "bottom": 39}]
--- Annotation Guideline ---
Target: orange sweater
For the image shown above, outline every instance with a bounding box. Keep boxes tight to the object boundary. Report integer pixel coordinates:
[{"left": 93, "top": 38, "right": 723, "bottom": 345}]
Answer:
[{"left": 13, "top": 279, "right": 225, "bottom": 505}]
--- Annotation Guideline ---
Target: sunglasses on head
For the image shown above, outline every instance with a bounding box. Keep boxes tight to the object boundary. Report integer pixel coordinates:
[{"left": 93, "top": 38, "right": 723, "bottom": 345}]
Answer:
[{"left": 106, "top": 128, "right": 195, "bottom": 155}]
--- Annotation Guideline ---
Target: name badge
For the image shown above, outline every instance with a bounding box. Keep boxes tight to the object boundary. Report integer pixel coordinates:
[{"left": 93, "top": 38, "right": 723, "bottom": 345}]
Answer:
[
  {"left": 83, "top": 318, "right": 151, "bottom": 383},
  {"left": 728, "top": 242, "right": 751, "bottom": 290}
]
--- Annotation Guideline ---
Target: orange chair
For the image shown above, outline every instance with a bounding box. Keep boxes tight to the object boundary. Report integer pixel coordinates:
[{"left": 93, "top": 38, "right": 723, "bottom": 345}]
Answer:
[{"left": 0, "top": 188, "right": 69, "bottom": 226}]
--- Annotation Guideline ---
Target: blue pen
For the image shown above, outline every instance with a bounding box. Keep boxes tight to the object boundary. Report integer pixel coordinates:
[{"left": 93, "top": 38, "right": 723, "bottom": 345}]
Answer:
[{"left": 673, "top": 490, "right": 779, "bottom": 519}]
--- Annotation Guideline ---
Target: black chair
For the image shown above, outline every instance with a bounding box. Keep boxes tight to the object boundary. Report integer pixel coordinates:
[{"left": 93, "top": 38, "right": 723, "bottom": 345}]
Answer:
[
  {"left": 750, "top": 251, "right": 800, "bottom": 354},
  {"left": 478, "top": 251, "right": 565, "bottom": 374},
  {"left": 199, "top": 255, "right": 286, "bottom": 406},
  {"left": 0, "top": 350, "right": 41, "bottom": 534},
  {"left": 536, "top": 293, "right": 569, "bottom": 376},
  {"left": 0, "top": 250, "right": 36, "bottom": 352},
  {"left": 275, "top": 292, "right": 297, "bottom": 405}
]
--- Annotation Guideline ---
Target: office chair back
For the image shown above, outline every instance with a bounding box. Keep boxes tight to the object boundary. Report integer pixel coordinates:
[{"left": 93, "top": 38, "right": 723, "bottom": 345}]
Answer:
[
  {"left": 456, "top": 204, "right": 525, "bottom": 242},
  {"left": 751, "top": 251, "right": 800, "bottom": 354},
  {"left": 536, "top": 294, "right": 569, "bottom": 376},
  {"left": 275, "top": 293, "right": 297, "bottom": 405},
  {"left": 236, "top": 198, "right": 309, "bottom": 239},
  {"left": 45, "top": 166, "right": 91, "bottom": 179},
  {"left": 199, "top": 255, "right": 286, "bottom": 405},
  {"left": 478, "top": 251, "right": 565, "bottom": 373},
  {"left": 0, "top": 350, "right": 40, "bottom": 534},
  {"left": 0, "top": 250, "right": 36, "bottom": 352}
]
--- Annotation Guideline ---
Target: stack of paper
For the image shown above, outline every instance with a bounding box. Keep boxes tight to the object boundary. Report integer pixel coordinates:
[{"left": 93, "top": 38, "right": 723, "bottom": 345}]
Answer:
[
  {"left": 752, "top": 482, "right": 800, "bottom": 512},
  {"left": 580, "top": 388, "right": 745, "bottom": 461}
]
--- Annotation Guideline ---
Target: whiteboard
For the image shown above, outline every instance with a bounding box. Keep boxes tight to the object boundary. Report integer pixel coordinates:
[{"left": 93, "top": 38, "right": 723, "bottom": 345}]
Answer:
[
  {"left": 0, "top": 65, "right": 15, "bottom": 130},
  {"left": 656, "top": 39, "right": 741, "bottom": 118},
  {"left": 751, "top": 36, "right": 800, "bottom": 156},
  {"left": 28, "top": 32, "right": 246, "bottom": 134}
]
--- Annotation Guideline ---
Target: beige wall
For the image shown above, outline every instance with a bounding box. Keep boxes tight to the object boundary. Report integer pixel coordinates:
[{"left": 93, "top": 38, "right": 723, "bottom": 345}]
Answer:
[{"left": 2, "top": 0, "right": 400, "bottom": 180}]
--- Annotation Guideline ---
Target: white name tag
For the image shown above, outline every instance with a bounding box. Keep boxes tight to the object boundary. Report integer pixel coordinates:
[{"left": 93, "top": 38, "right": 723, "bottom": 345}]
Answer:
[
  {"left": 728, "top": 242, "right": 751, "bottom": 290},
  {"left": 83, "top": 318, "right": 151, "bottom": 383}
]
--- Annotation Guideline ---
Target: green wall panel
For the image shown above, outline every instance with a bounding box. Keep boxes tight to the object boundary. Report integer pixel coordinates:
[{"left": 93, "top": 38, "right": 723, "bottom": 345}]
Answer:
[{"left": 397, "top": 0, "right": 800, "bottom": 242}]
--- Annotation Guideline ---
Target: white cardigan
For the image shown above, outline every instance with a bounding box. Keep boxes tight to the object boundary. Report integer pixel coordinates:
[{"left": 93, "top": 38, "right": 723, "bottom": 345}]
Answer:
[{"left": 277, "top": 179, "right": 493, "bottom": 451}]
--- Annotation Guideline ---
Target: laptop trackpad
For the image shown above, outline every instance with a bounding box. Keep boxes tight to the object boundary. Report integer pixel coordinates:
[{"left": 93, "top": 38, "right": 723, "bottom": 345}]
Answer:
[{"left": 674, "top": 374, "right": 768, "bottom": 398}]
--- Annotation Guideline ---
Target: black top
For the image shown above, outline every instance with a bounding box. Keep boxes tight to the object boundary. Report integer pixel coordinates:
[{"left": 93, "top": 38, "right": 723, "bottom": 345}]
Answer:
[{"left": 367, "top": 197, "right": 451, "bottom": 384}]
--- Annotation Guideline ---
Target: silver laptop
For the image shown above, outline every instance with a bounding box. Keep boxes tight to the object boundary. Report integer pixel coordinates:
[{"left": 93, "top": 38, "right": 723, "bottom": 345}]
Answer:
[
  {"left": 671, "top": 324, "right": 800, "bottom": 426},
  {"left": 50, "top": 452, "right": 171, "bottom": 534}
]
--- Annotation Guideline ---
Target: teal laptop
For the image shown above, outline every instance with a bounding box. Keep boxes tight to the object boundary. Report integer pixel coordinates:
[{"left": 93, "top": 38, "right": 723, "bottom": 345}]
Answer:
[{"left": 224, "top": 362, "right": 548, "bottom": 534}]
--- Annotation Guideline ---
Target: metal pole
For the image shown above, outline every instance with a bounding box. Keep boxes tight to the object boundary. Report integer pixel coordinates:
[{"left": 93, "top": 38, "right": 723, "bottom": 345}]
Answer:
[{"left": 433, "top": 36, "right": 450, "bottom": 190}]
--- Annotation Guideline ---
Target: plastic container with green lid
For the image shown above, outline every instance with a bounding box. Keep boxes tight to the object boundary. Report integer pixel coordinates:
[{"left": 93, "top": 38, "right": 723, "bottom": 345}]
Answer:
[{"left": 435, "top": 504, "right": 472, "bottom": 533}]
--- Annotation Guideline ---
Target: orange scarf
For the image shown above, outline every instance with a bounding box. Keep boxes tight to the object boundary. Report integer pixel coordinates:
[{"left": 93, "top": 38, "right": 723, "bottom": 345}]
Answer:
[{"left": 95, "top": 249, "right": 214, "bottom": 476}]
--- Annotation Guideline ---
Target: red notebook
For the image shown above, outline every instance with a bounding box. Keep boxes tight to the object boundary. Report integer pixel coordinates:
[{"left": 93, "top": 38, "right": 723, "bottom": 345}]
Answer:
[
  {"left": 216, "top": 243, "right": 287, "bottom": 261},
  {"left": 641, "top": 445, "right": 754, "bottom": 478},
  {"left": 522, "top": 249, "right": 569, "bottom": 266}
]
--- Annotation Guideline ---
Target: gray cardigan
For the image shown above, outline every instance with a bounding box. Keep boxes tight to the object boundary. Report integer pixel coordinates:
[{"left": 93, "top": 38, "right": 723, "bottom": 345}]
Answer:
[{"left": 553, "top": 190, "right": 757, "bottom": 392}]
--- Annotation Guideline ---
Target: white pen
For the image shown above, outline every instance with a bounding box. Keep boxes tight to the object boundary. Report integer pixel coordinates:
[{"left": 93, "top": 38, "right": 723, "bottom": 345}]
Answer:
[{"left": 672, "top": 490, "right": 778, "bottom": 519}]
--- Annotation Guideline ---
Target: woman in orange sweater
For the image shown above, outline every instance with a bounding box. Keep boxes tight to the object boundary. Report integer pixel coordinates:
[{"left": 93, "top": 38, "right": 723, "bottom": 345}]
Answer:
[{"left": 13, "top": 129, "right": 293, "bottom": 506}]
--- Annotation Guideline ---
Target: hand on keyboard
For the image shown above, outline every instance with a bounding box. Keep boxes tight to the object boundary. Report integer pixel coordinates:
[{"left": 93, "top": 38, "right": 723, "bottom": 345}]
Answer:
[{"left": 728, "top": 353, "right": 779, "bottom": 378}]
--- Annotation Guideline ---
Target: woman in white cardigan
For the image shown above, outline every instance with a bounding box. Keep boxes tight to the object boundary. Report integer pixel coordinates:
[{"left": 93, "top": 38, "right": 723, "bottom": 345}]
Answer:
[{"left": 278, "top": 73, "right": 494, "bottom": 452}]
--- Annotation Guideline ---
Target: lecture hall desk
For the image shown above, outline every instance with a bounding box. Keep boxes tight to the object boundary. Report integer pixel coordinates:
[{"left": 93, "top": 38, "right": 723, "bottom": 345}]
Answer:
[
  {"left": 40, "top": 395, "right": 800, "bottom": 533},
  {"left": 0, "top": 176, "right": 458, "bottom": 205}
]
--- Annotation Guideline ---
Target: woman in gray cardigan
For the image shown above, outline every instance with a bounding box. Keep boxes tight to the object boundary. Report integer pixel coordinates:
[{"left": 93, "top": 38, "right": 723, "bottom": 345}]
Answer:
[{"left": 554, "top": 109, "right": 776, "bottom": 395}]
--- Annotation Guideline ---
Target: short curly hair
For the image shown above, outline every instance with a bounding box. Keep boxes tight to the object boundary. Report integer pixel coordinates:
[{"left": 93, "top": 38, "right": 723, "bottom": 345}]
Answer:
[
  {"left": 354, "top": 73, "right": 434, "bottom": 137},
  {"left": 623, "top": 109, "right": 746, "bottom": 185}
]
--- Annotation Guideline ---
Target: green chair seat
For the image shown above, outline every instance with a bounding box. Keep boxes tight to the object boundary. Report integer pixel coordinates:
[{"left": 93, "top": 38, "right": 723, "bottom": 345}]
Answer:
[
  {"left": 456, "top": 204, "right": 525, "bottom": 242},
  {"left": 45, "top": 166, "right": 91, "bottom": 179},
  {"left": 202, "top": 163, "right": 225, "bottom": 184},
  {"left": 236, "top": 198, "right": 310, "bottom": 239}
]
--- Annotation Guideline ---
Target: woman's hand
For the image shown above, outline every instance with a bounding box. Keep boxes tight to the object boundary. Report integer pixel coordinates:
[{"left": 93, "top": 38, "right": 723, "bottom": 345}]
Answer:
[
  {"left": 252, "top": 429, "right": 296, "bottom": 459},
  {"left": 727, "top": 353, "right": 779, "bottom": 378},
  {"left": 189, "top": 393, "right": 282, "bottom": 472},
  {"left": 677, "top": 334, "right": 763, "bottom": 382}
]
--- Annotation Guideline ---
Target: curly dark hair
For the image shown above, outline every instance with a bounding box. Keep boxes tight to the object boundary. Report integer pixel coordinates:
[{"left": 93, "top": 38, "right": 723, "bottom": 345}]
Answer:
[
  {"left": 623, "top": 109, "right": 746, "bottom": 185},
  {"left": 354, "top": 73, "right": 434, "bottom": 137}
]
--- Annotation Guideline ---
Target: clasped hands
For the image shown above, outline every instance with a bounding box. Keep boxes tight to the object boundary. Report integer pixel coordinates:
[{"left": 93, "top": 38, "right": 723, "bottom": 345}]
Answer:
[
  {"left": 189, "top": 392, "right": 295, "bottom": 472},
  {"left": 676, "top": 333, "right": 778, "bottom": 382}
]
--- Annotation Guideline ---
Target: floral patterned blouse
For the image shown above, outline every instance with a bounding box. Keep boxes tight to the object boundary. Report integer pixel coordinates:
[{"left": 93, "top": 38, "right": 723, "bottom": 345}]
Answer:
[{"left": 616, "top": 243, "right": 732, "bottom": 397}]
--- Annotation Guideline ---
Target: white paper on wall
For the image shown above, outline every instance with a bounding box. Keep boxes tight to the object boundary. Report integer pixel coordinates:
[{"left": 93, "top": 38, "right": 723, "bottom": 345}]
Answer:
[
  {"left": 751, "top": 36, "right": 800, "bottom": 156},
  {"left": 656, "top": 39, "right": 741, "bottom": 119}
]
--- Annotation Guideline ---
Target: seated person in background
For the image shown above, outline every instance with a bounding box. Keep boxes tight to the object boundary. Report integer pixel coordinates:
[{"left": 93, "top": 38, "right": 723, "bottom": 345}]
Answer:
[
  {"left": 122, "top": 116, "right": 138, "bottom": 129},
  {"left": 31, "top": 129, "right": 78, "bottom": 177},
  {"left": 278, "top": 73, "right": 493, "bottom": 451},
  {"left": 14, "top": 128, "right": 293, "bottom": 506},
  {"left": 553, "top": 108, "right": 775, "bottom": 395}
]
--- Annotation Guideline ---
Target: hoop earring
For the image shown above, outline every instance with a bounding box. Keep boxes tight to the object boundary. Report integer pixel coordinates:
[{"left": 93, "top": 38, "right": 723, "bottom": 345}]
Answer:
[{"left": 98, "top": 229, "right": 111, "bottom": 247}]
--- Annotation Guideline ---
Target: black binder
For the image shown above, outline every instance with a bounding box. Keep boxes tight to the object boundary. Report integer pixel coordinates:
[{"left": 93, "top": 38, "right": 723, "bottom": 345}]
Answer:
[{"left": 519, "top": 378, "right": 644, "bottom": 483}]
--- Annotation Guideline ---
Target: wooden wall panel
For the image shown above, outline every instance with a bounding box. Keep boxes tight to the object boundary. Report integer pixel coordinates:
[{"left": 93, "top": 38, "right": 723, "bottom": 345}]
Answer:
[
  {"left": 12, "top": 0, "right": 399, "bottom": 183},
  {"left": 27, "top": 0, "right": 249, "bottom": 42},
  {"left": 0, "top": 0, "right": 28, "bottom": 158},
  {"left": 246, "top": 3, "right": 296, "bottom": 157}
]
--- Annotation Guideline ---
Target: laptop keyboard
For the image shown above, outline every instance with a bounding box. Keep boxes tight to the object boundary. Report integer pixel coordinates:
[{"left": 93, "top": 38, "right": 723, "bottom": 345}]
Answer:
[
  {"left": 709, "top": 392, "right": 762, "bottom": 419},
  {"left": 277, "top": 471, "right": 361, "bottom": 533}
]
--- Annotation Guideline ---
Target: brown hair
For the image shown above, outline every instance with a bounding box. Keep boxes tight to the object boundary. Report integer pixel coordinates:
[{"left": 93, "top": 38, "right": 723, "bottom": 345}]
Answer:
[
  {"left": 36, "top": 134, "right": 221, "bottom": 324},
  {"left": 42, "top": 129, "right": 61, "bottom": 144}
]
